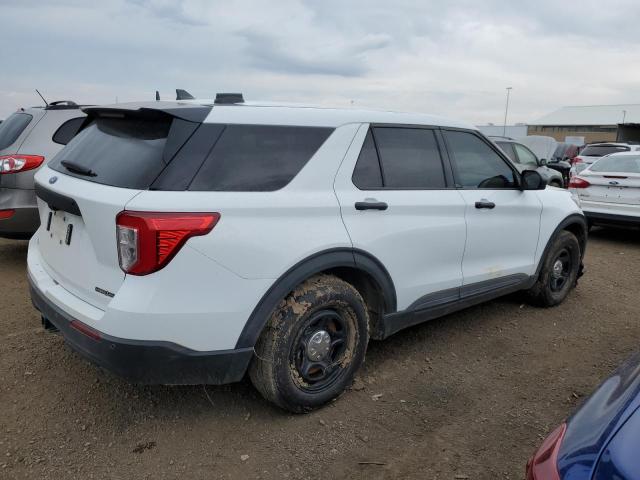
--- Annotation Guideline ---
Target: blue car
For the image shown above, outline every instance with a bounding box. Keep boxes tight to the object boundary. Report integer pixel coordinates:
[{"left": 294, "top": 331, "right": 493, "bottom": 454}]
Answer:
[{"left": 527, "top": 352, "right": 640, "bottom": 479}]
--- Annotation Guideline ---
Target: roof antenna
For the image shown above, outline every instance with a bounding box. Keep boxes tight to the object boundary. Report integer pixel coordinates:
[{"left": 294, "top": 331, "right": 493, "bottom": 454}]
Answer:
[
  {"left": 35, "top": 89, "right": 49, "bottom": 107},
  {"left": 155, "top": 90, "right": 160, "bottom": 101}
]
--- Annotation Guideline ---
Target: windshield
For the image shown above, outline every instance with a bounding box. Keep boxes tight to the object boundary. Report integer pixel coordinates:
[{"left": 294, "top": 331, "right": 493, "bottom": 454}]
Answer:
[
  {"left": 590, "top": 155, "right": 640, "bottom": 174},
  {"left": 0, "top": 113, "right": 33, "bottom": 150},
  {"left": 581, "top": 145, "right": 630, "bottom": 157}
]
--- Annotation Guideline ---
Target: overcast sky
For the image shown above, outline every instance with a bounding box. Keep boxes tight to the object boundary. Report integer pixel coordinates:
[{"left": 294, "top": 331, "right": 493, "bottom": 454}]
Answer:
[{"left": 1, "top": 0, "right": 640, "bottom": 124}]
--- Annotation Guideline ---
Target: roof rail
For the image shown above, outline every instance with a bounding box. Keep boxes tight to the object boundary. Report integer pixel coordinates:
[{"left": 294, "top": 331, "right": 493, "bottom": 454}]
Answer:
[{"left": 214, "top": 93, "right": 244, "bottom": 105}]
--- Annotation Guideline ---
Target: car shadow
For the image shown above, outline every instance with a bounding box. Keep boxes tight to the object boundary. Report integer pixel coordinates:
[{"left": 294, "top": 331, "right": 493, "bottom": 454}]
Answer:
[{"left": 588, "top": 226, "right": 640, "bottom": 246}]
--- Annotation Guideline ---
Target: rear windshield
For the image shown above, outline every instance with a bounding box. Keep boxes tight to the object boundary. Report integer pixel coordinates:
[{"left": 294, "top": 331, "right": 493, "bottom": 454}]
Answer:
[
  {"left": 581, "top": 145, "right": 630, "bottom": 157},
  {"left": 49, "top": 115, "right": 171, "bottom": 189},
  {"left": 590, "top": 155, "right": 640, "bottom": 174},
  {"left": 188, "top": 125, "right": 333, "bottom": 191},
  {"left": 0, "top": 113, "right": 33, "bottom": 150}
]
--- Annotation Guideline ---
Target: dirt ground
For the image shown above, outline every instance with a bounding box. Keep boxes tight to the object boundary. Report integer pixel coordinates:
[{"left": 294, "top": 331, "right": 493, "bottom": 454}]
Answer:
[{"left": 1, "top": 228, "right": 639, "bottom": 480}]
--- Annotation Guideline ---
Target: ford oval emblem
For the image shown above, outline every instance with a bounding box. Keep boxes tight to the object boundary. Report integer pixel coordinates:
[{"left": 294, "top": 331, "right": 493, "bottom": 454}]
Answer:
[
  {"left": 49, "top": 176, "right": 58, "bottom": 184},
  {"left": 609, "top": 180, "right": 619, "bottom": 185}
]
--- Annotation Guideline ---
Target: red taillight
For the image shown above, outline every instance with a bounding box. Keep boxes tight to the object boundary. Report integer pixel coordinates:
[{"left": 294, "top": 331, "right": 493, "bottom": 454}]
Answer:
[
  {"left": 526, "top": 423, "right": 566, "bottom": 480},
  {"left": 568, "top": 177, "right": 590, "bottom": 189},
  {"left": 0, "top": 155, "right": 44, "bottom": 174},
  {"left": 0, "top": 209, "right": 15, "bottom": 220},
  {"left": 115, "top": 211, "right": 220, "bottom": 275},
  {"left": 570, "top": 156, "right": 583, "bottom": 165}
]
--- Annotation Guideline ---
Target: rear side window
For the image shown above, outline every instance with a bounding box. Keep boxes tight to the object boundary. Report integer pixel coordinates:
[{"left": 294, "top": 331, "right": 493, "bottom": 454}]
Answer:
[
  {"left": 496, "top": 142, "right": 516, "bottom": 162},
  {"left": 581, "top": 145, "right": 630, "bottom": 156},
  {"left": 445, "top": 130, "right": 517, "bottom": 188},
  {"left": 49, "top": 115, "right": 171, "bottom": 189},
  {"left": 352, "top": 127, "right": 447, "bottom": 189},
  {"left": 189, "top": 125, "right": 333, "bottom": 191},
  {"left": 0, "top": 113, "right": 33, "bottom": 150},
  {"left": 52, "top": 117, "right": 85, "bottom": 145}
]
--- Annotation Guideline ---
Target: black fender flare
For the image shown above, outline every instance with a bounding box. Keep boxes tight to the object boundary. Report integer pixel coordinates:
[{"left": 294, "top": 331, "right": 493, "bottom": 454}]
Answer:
[
  {"left": 235, "top": 248, "right": 397, "bottom": 349},
  {"left": 534, "top": 213, "right": 588, "bottom": 278}
]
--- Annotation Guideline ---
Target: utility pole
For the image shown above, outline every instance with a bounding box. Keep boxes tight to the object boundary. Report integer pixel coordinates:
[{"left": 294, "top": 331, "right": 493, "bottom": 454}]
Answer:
[
  {"left": 622, "top": 110, "right": 627, "bottom": 124},
  {"left": 503, "top": 87, "right": 512, "bottom": 136}
]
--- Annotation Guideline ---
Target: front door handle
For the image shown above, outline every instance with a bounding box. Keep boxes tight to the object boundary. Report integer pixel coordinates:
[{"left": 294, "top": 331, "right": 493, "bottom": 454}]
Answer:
[
  {"left": 475, "top": 200, "right": 496, "bottom": 209},
  {"left": 355, "top": 201, "right": 388, "bottom": 211}
]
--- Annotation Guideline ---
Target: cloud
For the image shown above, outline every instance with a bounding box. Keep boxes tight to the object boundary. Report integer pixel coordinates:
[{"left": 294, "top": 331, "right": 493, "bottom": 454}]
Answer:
[{"left": 1, "top": 0, "right": 640, "bottom": 124}]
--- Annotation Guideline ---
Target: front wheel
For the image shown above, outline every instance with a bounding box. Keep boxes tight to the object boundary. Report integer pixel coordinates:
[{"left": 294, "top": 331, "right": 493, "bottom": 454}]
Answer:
[
  {"left": 249, "top": 274, "right": 369, "bottom": 413},
  {"left": 527, "top": 230, "right": 581, "bottom": 307}
]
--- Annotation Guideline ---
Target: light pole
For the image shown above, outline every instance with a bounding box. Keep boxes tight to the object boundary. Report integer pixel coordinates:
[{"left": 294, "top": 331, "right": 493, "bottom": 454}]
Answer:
[{"left": 503, "top": 87, "right": 512, "bottom": 136}]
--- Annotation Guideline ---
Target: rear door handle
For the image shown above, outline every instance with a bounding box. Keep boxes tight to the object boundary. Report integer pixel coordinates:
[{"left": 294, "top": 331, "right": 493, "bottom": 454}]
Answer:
[
  {"left": 475, "top": 200, "right": 496, "bottom": 209},
  {"left": 355, "top": 201, "right": 388, "bottom": 211}
]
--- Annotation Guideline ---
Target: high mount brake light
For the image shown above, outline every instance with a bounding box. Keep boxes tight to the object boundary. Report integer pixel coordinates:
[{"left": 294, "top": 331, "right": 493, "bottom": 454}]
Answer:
[
  {"left": 116, "top": 211, "right": 220, "bottom": 275},
  {"left": 526, "top": 423, "right": 566, "bottom": 480},
  {"left": 0, "top": 155, "right": 45, "bottom": 174},
  {"left": 568, "top": 177, "right": 590, "bottom": 189}
]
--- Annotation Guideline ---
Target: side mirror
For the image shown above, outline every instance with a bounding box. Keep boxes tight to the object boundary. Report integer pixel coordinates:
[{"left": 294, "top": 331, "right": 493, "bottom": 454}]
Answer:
[
  {"left": 521, "top": 170, "right": 547, "bottom": 190},
  {"left": 539, "top": 158, "right": 547, "bottom": 166}
]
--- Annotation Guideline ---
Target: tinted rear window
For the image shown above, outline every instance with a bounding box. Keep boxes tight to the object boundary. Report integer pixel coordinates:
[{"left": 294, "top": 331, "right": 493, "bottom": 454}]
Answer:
[
  {"left": 373, "top": 127, "right": 446, "bottom": 189},
  {"left": 0, "top": 113, "right": 33, "bottom": 150},
  {"left": 581, "top": 145, "right": 630, "bottom": 157},
  {"left": 188, "top": 125, "right": 333, "bottom": 191},
  {"left": 52, "top": 117, "right": 85, "bottom": 145},
  {"left": 49, "top": 116, "right": 171, "bottom": 189}
]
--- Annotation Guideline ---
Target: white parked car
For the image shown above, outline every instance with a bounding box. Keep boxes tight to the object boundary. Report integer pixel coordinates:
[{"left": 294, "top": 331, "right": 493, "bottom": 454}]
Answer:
[
  {"left": 28, "top": 95, "right": 588, "bottom": 412},
  {"left": 571, "top": 142, "right": 640, "bottom": 176},
  {"left": 569, "top": 152, "right": 640, "bottom": 228}
]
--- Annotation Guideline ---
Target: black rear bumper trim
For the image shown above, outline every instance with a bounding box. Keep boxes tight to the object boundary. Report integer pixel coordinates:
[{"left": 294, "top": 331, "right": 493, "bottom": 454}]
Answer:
[
  {"left": 29, "top": 276, "right": 253, "bottom": 385},
  {"left": 585, "top": 211, "right": 640, "bottom": 226}
]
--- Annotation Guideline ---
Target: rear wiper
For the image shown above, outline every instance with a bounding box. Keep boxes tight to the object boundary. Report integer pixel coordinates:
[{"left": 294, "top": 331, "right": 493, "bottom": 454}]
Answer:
[{"left": 61, "top": 159, "right": 97, "bottom": 177}]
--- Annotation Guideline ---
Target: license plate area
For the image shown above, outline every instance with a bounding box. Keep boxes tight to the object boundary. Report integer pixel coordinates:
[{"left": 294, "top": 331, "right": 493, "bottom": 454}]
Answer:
[{"left": 45, "top": 210, "right": 75, "bottom": 246}]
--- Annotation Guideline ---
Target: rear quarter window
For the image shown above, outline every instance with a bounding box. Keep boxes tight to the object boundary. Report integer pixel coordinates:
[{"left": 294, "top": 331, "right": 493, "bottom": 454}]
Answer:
[
  {"left": 0, "top": 113, "right": 33, "bottom": 150},
  {"left": 188, "top": 125, "right": 333, "bottom": 191},
  {"left": 52, "top": 117, "right": 85, "bottom": 145}
]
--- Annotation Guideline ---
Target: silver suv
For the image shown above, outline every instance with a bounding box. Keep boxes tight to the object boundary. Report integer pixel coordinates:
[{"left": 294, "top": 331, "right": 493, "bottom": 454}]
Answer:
[
  {"left": 492, "top": 137, "right": 565, "bottom": 187},
  {"left": 0, "top": 101, "right": 86, "bottom": 239}
]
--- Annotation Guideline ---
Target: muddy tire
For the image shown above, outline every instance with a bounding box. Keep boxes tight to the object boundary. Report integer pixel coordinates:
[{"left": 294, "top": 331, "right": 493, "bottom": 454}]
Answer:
[
  {"left": 527, "top": 230, "right": 581, "bottom": 307},
  {"left": 249, "top": 274, "right": 369, "bottom": 413}
]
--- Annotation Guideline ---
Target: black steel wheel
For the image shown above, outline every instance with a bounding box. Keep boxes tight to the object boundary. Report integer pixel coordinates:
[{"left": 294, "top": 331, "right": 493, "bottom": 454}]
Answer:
[
  {"left": 249, "top": 274, "right": 369, "bottom": 413},
  {"left": 527, "top": 230, "right": 581, "bottom": 307}
]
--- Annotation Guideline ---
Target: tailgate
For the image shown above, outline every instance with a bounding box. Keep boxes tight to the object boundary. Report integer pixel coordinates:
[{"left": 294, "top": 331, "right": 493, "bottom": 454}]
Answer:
[
  {"left": 579, "top": 172, "right": 640, "bottom": 206},
  {"left": 35, "top": 170, "right": 141, "bottom": 309}
]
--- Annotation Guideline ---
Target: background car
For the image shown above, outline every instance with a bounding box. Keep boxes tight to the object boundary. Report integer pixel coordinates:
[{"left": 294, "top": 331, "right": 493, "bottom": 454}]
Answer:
[
  {"left": 0, "top": 100, "right": 86, "bottom": 239},
  {"left": 491, "top": 137, "right": 565, "bottom": 187},
  {"left": 569, "top": 152, "right": 640, "bottom": 229},
  {"left": 527, "top": 351, "right": 640, "bottom": 479},
  {"left": 570, "top": 142, "right": 640, "bottom": 177}
]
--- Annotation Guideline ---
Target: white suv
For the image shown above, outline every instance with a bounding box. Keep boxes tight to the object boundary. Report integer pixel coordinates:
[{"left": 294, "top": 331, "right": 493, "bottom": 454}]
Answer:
[{"left": 28, "top": 95, "right": 587, "bottom": 412}]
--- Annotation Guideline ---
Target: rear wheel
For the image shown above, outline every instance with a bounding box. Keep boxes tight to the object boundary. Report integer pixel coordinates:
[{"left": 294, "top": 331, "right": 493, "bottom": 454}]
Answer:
[
  {"left": 249, "top": 274, "right": 369, "bottom": 413},
  {"left": 527, "top": 230, "right": 581, "bottom": 307}
]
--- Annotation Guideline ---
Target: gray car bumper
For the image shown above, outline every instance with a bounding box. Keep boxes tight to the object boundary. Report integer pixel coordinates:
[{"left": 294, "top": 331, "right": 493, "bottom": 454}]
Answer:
[{"left": 0, "top": 187, "right": 39, "bottom": 239}]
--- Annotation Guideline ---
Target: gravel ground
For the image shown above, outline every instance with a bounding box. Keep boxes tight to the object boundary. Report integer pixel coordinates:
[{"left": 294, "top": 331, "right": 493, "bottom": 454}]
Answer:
[{"left": 1, "top": 228, "right": 639, "bottom": 479}]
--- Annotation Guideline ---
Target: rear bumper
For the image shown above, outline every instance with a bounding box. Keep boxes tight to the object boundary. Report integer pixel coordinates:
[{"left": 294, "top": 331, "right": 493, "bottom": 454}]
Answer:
[
  {"left": 29, "top": 275, "right": 254, "bottom": 385},
  {"left": 0, "top": 188, "right": 39, "bottom": 239},
  {"left": 585, "top": 211, "right": 640, "bottom": 227}
]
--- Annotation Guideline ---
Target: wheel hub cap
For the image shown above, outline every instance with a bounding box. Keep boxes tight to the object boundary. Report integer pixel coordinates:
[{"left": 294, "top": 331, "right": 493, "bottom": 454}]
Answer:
[
  {"left": 306, "top": 330, "right": 331, "bottom": 361},
  {"left": 552, "top": 259, "right": 564, "bottom": 278}
]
